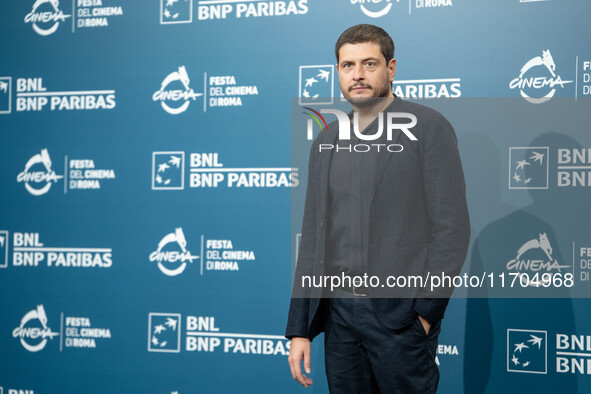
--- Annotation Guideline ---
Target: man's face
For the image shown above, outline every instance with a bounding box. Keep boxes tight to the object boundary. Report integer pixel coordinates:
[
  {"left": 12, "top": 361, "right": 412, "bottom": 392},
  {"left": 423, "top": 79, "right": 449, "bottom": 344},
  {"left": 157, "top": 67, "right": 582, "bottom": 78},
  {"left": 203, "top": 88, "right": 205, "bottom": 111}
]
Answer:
[{"left": 337, "top": 42, "right": 396, "bottom": 107}]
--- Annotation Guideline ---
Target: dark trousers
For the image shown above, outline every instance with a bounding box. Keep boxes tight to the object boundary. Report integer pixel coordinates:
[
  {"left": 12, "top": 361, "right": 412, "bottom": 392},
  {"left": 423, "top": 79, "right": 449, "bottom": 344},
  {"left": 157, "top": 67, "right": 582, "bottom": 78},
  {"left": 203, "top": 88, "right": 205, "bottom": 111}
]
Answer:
[{"left": 324, "top": 296, "right": 441, "bottom": 394}]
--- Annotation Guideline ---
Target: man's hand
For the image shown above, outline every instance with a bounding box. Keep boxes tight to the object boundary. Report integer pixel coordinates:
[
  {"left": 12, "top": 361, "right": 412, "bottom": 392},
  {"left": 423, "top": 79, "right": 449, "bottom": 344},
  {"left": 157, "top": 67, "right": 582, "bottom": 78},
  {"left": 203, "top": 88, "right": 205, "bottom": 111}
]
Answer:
[
  {"left": 418, "top": 315, "right": 431, "bottom": 335},
  {"left": 288, "top": 337, "right": 313, "bottom": 388}
]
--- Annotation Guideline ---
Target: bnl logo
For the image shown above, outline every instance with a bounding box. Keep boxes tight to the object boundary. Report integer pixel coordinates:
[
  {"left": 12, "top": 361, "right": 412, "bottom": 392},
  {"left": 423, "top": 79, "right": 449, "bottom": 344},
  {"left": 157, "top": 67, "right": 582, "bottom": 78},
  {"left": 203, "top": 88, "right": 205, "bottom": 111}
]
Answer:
[
  {"left": 0, "top": 388, "right": 35, "bottom": 394},
  {"left": 0, "top": 77, "right": 11, "bottom": 114},
  {"left": 160, "top": 0, "right": 192, "bottom": 24},
  {"left": 507, "top": 329, "right": 547, "bottom": 374},
  {"left": 0, "top": 231, "right": 8, "bottom": 268},
  {"left": 152, "top": 152, "right": 184, "bottom": 190},
  {"left": 509, "top": 147, "right": 549, "bottom": 189},
  {"left": 299, "top": 65, "right": 333, "bottom": 105},
  {"left": 148, "top": 313, "right": 181, "bottom": 352}
]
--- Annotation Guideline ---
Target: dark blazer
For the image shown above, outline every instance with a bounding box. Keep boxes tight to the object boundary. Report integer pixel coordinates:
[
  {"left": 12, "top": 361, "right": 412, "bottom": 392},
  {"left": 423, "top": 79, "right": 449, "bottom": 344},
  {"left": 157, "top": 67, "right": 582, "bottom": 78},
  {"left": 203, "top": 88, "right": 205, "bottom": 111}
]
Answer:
[{"left": 286, "top": 98, "right": 470, "bottom": 340}]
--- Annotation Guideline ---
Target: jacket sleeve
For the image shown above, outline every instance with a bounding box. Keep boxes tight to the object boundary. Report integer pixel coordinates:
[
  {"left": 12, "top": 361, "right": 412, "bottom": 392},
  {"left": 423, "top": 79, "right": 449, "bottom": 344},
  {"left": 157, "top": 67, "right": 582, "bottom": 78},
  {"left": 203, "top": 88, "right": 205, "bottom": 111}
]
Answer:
[
  {"left": 413, "top": 113, "right": 471, "bottom": 323},
  {"left": 285, "top": 138, "right": 320, "bottom": 339}
]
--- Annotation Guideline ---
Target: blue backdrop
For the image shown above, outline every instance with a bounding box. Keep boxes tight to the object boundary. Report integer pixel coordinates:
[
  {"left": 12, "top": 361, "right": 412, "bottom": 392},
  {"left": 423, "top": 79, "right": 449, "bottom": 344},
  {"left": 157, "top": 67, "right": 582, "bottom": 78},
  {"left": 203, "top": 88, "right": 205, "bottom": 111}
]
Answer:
[{"left": 1, "top": 0, "right": 591, "bottom": 393}]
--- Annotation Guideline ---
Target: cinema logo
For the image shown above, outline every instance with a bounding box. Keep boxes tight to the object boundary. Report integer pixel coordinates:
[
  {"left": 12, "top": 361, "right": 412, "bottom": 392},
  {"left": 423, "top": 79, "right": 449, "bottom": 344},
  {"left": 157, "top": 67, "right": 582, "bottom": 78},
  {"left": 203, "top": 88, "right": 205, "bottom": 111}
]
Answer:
[
  {"left": 509, "top": 50, "right": 573, "bottom": 104},
  {"left": 13, "top": 305, "right": 111, "bottom": 352},
  {"left": 7, "top": 231, "right": 112, "bottom": 269},
  {"left": 25, "top": 0, "right": 71, "bottom": 36},
  {"left": 303, "top": 107, "right": 418, "bottom": 152},
  {"left": 153, "top": 67, "right": 258, "bottom": 114},
  {"left": 17, "top": 149, "right": 116, "bottom": 195},
  {"left": 149, "top": 228, "right": 199, "bottom": 276},
  {"left": 352, "top": 0, "right": 452, "bottom": 17},
  {"left": 17, "top": 149, "right": 63, "bottom": 196},
  {"left": 393, "top": 78, "right": 462, "bottom": 98},
  {"left": 153, "top": 66, "right": 201, "bottom": 114},
  {"left": 352, "top": 0, "right": 398, "bottom": 18},
  {"left": 149, "top": 228, "right": 256, "bottom": 275},
  {"left": 505, "top": 233, "right": 571, "bottom": 284},
  {"left": 152, "top": 152, "right": 298, "bottom": 188},
  {"left": 508, "top": 328, "right": 591, "bottom": 375},
  {"left": 24, "top": 0, "right": 124, "bottom": 35},
  {"left": 148, "top": 313, "right": 290, "bottom": 356},
  {"left": 14, "top": 77, "right": 116, "bottom": 112},
  {"left": 509, "top": 147, "right": 591, "bottom": 188},
  {"left": 12, "top": 305, "right": 59, "bottom": 352}
]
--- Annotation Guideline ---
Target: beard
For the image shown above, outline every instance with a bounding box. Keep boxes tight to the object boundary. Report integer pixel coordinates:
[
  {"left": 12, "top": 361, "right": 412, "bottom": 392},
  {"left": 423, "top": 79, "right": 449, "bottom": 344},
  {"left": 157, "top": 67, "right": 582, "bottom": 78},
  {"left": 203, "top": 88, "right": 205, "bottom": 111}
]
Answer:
[{"left": 342, "top": 75, "right": 392, "bottom": 108}]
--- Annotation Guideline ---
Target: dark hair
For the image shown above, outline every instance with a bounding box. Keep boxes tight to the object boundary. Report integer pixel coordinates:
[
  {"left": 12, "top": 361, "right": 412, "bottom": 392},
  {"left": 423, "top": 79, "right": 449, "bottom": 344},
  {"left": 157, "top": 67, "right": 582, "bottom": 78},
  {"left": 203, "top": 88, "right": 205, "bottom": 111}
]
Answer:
[{"left": 335, "top": 24, "right": 395, "bottom": 64}]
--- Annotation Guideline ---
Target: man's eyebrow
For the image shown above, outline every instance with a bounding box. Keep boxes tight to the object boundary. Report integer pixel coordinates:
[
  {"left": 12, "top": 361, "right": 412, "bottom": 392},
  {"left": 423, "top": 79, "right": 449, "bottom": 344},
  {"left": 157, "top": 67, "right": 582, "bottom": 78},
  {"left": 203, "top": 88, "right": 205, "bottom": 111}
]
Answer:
[{"left": 340, "top": 57, "right": 381, "bottom": 64}]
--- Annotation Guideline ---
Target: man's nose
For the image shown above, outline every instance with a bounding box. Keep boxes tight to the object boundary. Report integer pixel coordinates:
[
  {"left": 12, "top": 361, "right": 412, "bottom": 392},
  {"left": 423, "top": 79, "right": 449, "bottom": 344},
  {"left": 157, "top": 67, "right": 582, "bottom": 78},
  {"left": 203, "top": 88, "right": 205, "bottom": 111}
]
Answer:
[{"left": 353, "top": 64, "right": 365, "bottom": 81}]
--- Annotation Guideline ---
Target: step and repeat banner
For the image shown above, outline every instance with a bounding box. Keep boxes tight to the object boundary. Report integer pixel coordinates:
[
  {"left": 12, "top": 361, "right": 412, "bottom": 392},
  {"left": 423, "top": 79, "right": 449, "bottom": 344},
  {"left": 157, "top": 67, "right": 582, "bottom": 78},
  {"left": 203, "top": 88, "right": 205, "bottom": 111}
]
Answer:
[{"left": 1, "top": 1, "right": 591, "bottom": 393}]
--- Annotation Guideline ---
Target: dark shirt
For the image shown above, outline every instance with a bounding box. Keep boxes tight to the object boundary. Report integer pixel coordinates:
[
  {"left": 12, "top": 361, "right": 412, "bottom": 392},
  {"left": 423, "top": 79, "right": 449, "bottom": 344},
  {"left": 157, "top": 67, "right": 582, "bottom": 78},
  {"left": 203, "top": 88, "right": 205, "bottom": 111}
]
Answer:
[{"left": 325, "top": 98, "right": 399, "bottom": 277}]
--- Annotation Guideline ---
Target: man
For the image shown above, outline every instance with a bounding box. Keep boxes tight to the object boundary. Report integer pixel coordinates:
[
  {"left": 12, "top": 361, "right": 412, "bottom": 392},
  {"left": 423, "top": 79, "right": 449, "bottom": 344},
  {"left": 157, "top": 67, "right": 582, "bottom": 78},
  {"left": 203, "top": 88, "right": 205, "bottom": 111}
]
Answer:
[{"left": 286, "top": 24, "right": 470, "bottom": 393}]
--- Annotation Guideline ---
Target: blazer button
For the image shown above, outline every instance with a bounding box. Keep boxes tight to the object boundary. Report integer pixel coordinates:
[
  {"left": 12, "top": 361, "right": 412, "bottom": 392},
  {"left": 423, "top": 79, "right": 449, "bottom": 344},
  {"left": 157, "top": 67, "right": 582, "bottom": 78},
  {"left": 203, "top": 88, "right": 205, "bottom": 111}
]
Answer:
[{"left": 320, "top": 221, "right": 325, "bottom": 227}]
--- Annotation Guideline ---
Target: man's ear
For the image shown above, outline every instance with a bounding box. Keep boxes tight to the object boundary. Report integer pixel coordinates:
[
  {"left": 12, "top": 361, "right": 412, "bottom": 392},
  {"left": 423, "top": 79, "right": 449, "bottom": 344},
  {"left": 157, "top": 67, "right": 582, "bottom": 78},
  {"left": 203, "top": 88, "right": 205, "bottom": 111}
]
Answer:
[
  {"left": 388, "top": 59, "right": 397, "bottom": 82},
  {"left": 388, "top": 59, "right": 396, "bottom": 82}
]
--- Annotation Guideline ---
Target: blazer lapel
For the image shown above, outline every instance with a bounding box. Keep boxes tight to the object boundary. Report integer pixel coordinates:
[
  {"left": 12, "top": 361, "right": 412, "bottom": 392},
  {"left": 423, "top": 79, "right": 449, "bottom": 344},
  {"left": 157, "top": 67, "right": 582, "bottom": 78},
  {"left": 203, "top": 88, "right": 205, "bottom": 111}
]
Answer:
[
  {"left": 369, "top": 127, "right": 403, "bottom": 205},
  {"left": 317, "top": 107, "right": 405, "bottom": 208},
  {"left": 319, "top": 130, "right": 338, "bottom": 216}
]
